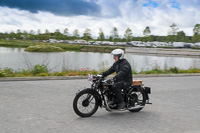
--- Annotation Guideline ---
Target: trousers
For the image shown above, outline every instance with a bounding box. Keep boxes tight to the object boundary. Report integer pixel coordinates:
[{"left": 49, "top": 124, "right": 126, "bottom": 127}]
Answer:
[{"left": 111, "top": 81, "right": 131, "bottom": 103}]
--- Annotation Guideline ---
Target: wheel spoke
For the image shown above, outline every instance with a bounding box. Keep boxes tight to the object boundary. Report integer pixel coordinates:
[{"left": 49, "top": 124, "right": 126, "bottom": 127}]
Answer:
[{"left": 77, "top": 93, "right": 96, "bottom": 114}]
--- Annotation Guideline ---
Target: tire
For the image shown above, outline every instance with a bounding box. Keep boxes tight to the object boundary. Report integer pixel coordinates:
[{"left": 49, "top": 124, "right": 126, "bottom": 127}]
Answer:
[
  {"left": 73, "top": 89, "right": 99, "bottom": 117},
  {"left": 127, "top": 89, "right": 146, "bottom": 112}
]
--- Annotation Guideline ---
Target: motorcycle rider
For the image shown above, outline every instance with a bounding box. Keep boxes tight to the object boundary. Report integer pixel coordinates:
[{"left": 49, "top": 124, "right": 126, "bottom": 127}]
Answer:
[{"left": 100, "top": 49, "right": 133, "bottom": 110}]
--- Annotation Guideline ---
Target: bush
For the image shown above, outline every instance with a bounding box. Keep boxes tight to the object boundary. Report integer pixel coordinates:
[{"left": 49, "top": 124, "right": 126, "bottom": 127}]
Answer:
[
  {"left": 0, "top": 71, "right": 6, "bottom": 77},
  {"left": 68, "top": 71, "right": 78, "bottom": 76},
  {"left": 185, "top": 68, "right": 199, "bottom": 73},
  {"left": 132, "top": 69, "right": 137, "bottom": 74},
  {"left": 19, "top": 69, "right": 33, "bottom": 76},
  {"left": 139, "top": 67, "right": 164, "bottom": 74},
  {"left": 36, "top": 73, "right": 50, "bottom": 76},
  {"left": 169, "top": 67, "right": 179, "bottom": 73},
  {"left": 31, "top": 64, "right": 49, "bottom": 75},
  {"left": 90, "top": 70, "right": 99, "bottom": 75},
  {"left": 2, "top": 68, "right": 14, "bottom": 77},
  {"left": 53, "top": 72, "right": 65, "bottom": 76},
  {"left": 25, "top": 45, "right": 65, "bottom": 52}
]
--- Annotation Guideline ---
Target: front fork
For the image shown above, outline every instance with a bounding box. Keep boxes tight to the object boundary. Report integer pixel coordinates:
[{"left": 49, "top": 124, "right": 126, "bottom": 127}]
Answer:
[{"left": 101, "top": 94, "right": 112, "bottom": 111}]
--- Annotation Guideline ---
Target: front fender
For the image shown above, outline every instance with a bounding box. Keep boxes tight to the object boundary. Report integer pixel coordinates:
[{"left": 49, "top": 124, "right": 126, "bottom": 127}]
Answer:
[{"left": 75, "top": 88, "right": 102, "bottom": 107}]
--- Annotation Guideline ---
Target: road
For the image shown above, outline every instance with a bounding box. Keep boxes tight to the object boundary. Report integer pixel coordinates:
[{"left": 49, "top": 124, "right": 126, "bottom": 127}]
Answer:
[{"left": 0, "top": 76, "right": 200, "bottom": 133}]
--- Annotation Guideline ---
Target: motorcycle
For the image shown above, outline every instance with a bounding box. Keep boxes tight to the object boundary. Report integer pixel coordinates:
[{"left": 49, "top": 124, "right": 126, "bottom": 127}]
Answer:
[{"left": 73, "top": 74, "right": 152, "bottom": 117}]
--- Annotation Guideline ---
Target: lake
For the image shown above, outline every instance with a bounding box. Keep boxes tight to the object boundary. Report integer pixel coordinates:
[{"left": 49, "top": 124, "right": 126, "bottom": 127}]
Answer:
[{"left": 0, "top": 47, "right": 200, "bottom": 72}]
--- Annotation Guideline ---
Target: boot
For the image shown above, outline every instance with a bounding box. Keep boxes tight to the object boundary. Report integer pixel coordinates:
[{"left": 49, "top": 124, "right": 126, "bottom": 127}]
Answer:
[{"left": 118, "top": 101, "right": 125, "bottom": 110}]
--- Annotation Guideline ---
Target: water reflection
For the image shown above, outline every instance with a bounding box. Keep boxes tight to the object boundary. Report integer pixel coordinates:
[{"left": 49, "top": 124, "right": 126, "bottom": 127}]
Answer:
[{"left": 0, "top": 47, "right": 200, "bottom": 72}]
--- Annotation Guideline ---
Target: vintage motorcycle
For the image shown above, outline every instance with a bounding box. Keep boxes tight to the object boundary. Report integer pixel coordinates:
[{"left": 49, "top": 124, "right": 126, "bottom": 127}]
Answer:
[{"left": 73, "top": 74, "right": 152, "bottom": 117}]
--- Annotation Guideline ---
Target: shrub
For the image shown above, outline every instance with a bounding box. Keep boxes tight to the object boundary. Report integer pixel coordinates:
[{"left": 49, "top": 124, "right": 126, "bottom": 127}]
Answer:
[
  {"left": 90, "top": 70, "right": 99, "bottom": 75},
  {"left": 31, "top": 64, "right": 49, "bottom": 75},
  {"left": 132, "top": 69, "right": 137, "bottom": 74},
  {"left": 68, "top": 71, "right": 78, "bottom": 76},
  {"left": 36, "top": 73, "right": 50, "bottom": 76},
  {"left": 19, "top": 69, "right": 33, "bottom": 76},
  {"left": 186, "top": 68, "right": 199, "bottom": 73},
  {"left": 0, "top": 71, "right": 6, "bottom": 77},
  {"left": 53, "top": 72, "right": 65, "bottom": 76},
  {"left": 169, "top": 67, "right": 179, "bottom": 73},
  {"left": 25, "top": 45, "right": 65, "bottom": 52},
  {"left": 2, "top": 68, "right": 14, "bottom": 77}
]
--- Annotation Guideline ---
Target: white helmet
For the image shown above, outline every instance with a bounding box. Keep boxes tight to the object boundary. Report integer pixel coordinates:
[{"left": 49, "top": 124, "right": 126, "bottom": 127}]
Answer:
[{"left": 111, "top": 49, "right": 124, "bottom": 60}]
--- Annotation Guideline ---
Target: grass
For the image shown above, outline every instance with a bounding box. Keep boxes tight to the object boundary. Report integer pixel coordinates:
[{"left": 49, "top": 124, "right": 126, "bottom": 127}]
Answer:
[
  {"left": 137, "top": 66, "right": 200, "bottom": 74},
  {"left": 0, "top": 65, "right": 200, "bottom": 78},
  {"left": 0, "top": 66, "right": 100, "bottom": 77},
  {"left": 0, "top": 39, "right": 37, "bottom": 48}
]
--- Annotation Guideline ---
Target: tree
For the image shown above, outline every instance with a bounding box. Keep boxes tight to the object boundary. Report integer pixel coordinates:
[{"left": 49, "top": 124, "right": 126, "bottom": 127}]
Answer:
[
  {"left": 193, "top": 24, "right": 200, "bottom": 35},
  {"left": 176, "top": 31, "right": 186, "bottom": 42},
  {"left": 64, "top": 28, "right": 69, "bottom": 36},
  {"left": 73, "top": 29, "right": 80, "bottom": 39},
  {"left": 54, "top": 29, "right": 62, "bottom": 40},
  {"left": 29, "top": 30, "right": 36, "bottom": 40},
  {"left": 37, "top": 29, "right": 42, "bottom": 40},
  {"left": 168, "top": 23, "right": 179, "bottom": 35},
  {"left": 111, "top": 27, "right": 119, "bottom": 42},
  {"left": 147, "top": 35, "right": 156, "bottom": 42},
  {"left": 124, "top": 28, "right": 132, "bottom": 42},
  {"left": 16, "top": 29, "right": 22, "bottom": 39},
  {"left": 83, "top": 28, "right": 92, "bottom": 42},
  {"left": 192, "top": 24, "right": 200, "bottom": 42},
  {"left": 9, "top": 31, "right": 16, "bottom": 39},
  {"left": 44, "top": 29, "right": 51, "bottom": 40},
  {"left": 98, "top": 28, "right": 105, "bottom": 42},
  {"left": 62, "top": 28, "right": 69, "bottom": 39},
  {"left": 22, "top": 30, "right": 28, "bottom": 40},
  {"left": 37, "top": 29, "right": 41, "bottom": 35},
  {"left": 29, "top": 30, "right": 35, "bottom": 35},
  {"left": 143, "top": 26, "right": 151, "bottom": 37}
]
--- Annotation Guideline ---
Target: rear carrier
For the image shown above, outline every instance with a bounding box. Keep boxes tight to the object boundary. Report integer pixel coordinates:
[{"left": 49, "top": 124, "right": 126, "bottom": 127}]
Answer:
[
  {"left": 132, "top": 80, "right": 152, "bottom": 104},
  {"left": 132, "top": 80, "right": 143, "bottom": 86}
]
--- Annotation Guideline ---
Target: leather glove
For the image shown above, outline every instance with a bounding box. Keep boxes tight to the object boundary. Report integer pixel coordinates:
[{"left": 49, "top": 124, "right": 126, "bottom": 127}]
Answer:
[{"left": 97, "top": 74, "right": 104, "bottom": 78}]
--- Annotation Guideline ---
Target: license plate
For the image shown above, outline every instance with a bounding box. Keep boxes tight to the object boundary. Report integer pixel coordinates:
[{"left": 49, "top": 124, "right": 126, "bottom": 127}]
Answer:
[{"left": 88, "top": 74, "right": 93, "bottom": 84}]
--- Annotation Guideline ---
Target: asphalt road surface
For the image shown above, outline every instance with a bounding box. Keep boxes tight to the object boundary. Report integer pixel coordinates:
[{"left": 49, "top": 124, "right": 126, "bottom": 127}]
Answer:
[{"left": 0, "top": 76, "right": 200, "bottom": 133}]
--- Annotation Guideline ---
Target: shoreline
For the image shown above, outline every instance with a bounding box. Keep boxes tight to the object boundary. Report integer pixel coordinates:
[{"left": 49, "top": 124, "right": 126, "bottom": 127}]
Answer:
[{"left": 126, "top": 47, "right": 200, "bottom": 57}]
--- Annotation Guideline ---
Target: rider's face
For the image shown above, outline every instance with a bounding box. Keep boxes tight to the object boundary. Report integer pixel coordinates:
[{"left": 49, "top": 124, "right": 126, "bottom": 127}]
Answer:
[{"left": 114, "top": 55, "right": 119, "bottom": 62}]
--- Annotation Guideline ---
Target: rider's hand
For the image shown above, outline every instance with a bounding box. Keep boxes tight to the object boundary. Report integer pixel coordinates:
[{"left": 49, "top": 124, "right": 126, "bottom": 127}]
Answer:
[{"left": 97, "top": 74, "right": 104, "bottom": 78}]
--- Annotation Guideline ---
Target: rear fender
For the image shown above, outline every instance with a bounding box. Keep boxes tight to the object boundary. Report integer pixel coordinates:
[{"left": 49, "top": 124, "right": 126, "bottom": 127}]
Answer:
[{"left": 143, "top": 87, "right": 151, "bottom": 100}]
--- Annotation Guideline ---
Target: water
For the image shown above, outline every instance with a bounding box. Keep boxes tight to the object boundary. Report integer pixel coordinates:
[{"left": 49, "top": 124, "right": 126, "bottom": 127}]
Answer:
[{"left": 0, "top": 47, "right": 200, "bottom": 72}]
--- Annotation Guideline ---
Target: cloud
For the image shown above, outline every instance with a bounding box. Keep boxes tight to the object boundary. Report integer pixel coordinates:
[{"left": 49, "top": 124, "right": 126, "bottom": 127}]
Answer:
[
  {"left": 0, "top": 0, "right": 101, "bottom": 16},
  {"left": 143, "top": 0, "right": 159, "bottom": 8},
  {"left": 168, "top": 0, "right": 181, "bottom": 10},
  {"left": 1, "top": 0, "right": 200, "bottom": 37}
]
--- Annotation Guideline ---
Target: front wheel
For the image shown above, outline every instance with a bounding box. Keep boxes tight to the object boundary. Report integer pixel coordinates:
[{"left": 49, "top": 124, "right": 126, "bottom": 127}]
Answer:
[{"left": 73, "top": 89, "right": 99, "bottom": 117}]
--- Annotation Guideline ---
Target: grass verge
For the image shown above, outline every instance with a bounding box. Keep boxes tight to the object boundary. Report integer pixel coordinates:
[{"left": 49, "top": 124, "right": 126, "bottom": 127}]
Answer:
[{"left": 0, "top": 65, "right": 200, "bottom": 78}]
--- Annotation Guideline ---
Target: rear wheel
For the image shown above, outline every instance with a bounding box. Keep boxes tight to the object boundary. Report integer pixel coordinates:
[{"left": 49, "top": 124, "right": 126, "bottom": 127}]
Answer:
[
  {"left": 127, "top": 89, "right": 146, "bottom": 112},
  {"left": 73, "top": 89, "right": 99, "bottom": 117}
]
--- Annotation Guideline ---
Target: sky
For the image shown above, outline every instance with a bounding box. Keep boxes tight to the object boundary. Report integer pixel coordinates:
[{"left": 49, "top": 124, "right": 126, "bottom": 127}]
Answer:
[{"left": 0, "top": 0, "right": 200, "bottom": 37}]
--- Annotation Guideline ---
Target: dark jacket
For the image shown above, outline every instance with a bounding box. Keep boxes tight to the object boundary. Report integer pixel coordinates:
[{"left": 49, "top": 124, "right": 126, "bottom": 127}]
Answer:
[{"left": 102, "top": 59, "right": 133, "bottom": 83}]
